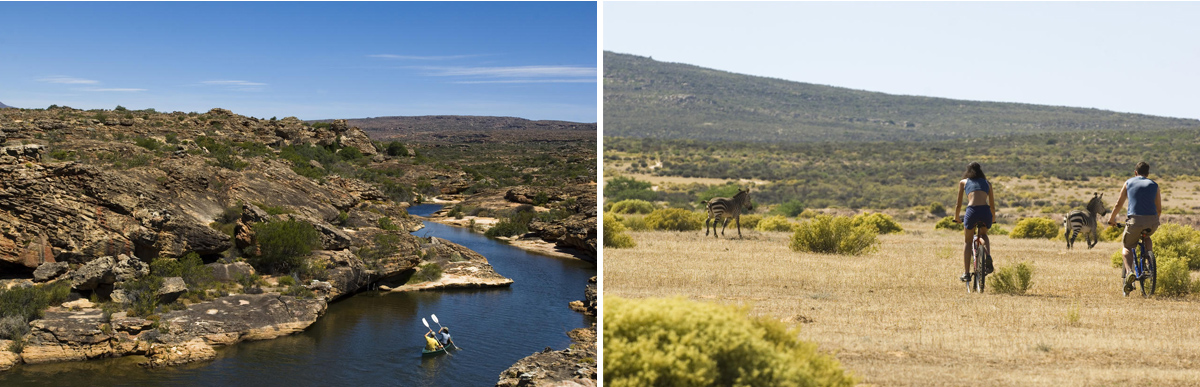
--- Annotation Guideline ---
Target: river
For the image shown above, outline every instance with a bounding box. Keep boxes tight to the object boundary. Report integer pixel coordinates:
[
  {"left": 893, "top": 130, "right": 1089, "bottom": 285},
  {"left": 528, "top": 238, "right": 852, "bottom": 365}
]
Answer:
[{"left": 0, "top": 204, "right": 597, "bottom": 386}]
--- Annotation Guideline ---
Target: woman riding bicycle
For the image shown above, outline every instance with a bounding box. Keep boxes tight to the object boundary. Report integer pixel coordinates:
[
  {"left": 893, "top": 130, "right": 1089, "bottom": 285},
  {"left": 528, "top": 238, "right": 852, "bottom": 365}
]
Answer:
[
  {"left": 953, "top": 162, "right": 995, "bottom": 283},
  {"left": 1106, "top": 161, "right": 1161, "bottom": 297}
]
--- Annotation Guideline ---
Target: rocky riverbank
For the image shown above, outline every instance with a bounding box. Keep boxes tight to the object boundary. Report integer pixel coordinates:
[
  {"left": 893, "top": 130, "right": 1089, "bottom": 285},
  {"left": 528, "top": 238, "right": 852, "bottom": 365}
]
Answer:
[
  {"left": 423, "top": 185, "right": 597, "bottom": 262},
  {"left": 496, "top": 277, "right": 597, "bottom": 387}
]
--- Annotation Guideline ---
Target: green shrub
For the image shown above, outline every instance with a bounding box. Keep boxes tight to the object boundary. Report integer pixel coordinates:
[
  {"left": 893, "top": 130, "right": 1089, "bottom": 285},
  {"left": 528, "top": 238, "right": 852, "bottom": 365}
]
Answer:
[
  {"left": 770, "top": 200, "right": 806, "bottom": 217},
  {"left": 0, "top": 280, "right": 72, "bottom": 327},
  {"left": 930, "top": 202, "right": 947, "bottom": 216},
  {"left": 120, "top": 275, "right": 164, "bottom": 317},
  {"left": 620, "top": 214, "right": 650, "bottom": 231},
  {"left": 604, "top": 296, "right": 854, "bottom": 387},
  {"left": 1010, "top": 217, "right": 1059, "bottom": 239},
  {"left": 604, "top": 212, "right": 637, "bottom": 249},
  {"left": 1156, "top": 256, "right": 1192, "bottom": 297},
  {"left": 134, "top": 137, "right": 161, "bottom": 151},
  {"left": 1150, "top": 223, "right": 1200, "bottom": 270},
  {"left": 850, "top": 212, "right": 903, "bottom": 235},
  {"left": 645, "top": 208, "right": 704, "bottom": 231},
  {"left": 0, "top": 316, "right": 28, "bottom": 341},
  {"left": 150, "top": 252, "right": 214, "bottom": 290},
  {"left": 278, "top": 275, "right": 297, "bottom": 287},
  {"left": 378, "top": 216, "right": 400, "bottom": 231},
  {"left": 755, "top": 215, "right": 795, "bottom": 232},
  {"left": 934, "top": 216, "right": 962, "bottom": 231},
  {"left": 485, "top": 219, "right": 529, "bottom": 238},
  {"left": 1111, "top": 250, "right": 1124, "bottom": 269},
  {"left": 609, "top": 199, "right": 656, "bottom": 214},
  {"left": 407, "top": 263, "right": 443, "bottom": 284},
  {"left": 990, "top": 224, "right": 1009, "bottom": 236},
  {"left": 737, "top": 214, "right": 763, "bottom": 230},
  {"left": 1100, "top": 225, "right": 1123, "bottom": 242},
  {"left": 992, "top": 262, "right": 1034, "bottom": 295},
  {"left": 385, "top": 141, "right": 409, "bottom": 157},
  {"left": 251, "top": 219, "right": 322, "bottom": 274},
  {"left": 605, "top": 176, "right": 656, "bottom": 202},
  {"left": 790, "top": 215, "right": 878, "bottom": 255}
]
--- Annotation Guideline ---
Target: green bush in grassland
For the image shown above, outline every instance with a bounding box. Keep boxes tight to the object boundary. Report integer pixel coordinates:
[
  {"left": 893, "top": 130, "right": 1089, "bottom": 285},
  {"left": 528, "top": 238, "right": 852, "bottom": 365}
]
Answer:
[
  {"left": 736, "top": 214, "right": 763, "bottom": 230},
  {"left": 790, "top": 214, "right": 878, "bottom": 255},
  {"left": 1156, "top": 256, "right": 1192, "bottom": 296},
  {"left": 604, "top": 296, "right": 855, "bottom": 387},
  {"left": 1150, "top": 223, "right": 1200, "bottom": 270},
  {"left": 608, "top": 199, "right": 657, "bottom": 214},
  {"left": 850, "top": 212, "right": 903, "bottom": 234},
  {"left": 1010, "top": 217, "right": 1059, "bottom": 239},
  {"left": 992, "top": 262, "right": 1034, "bottom": 295},
  {"left": 604, "top": 212, "right": 637, "bottom": 249},
  {"left": 934, "top": 216, "right": 962, "bottom": 231},
  {"left": 755, "top": 215, "right": 794, "bottom": 232},
  {"left": 620, "top": 214, "right": 650, "bottom": 231},
  {"left": 770, "top": 199, "right": 806, "bottom": 217},
  {"left": 0, "top": 281, "right": 72, "bottom": 340},
  {"left": 645, "top": 208, "right": 704, "bottom": 231},
  {"left": 1100, "top": 225, "right": 1123, "bottom": 242}
]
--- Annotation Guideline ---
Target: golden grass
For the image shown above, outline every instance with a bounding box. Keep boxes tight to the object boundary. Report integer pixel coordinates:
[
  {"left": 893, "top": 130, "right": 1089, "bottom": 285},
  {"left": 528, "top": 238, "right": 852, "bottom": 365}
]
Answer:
[{"left": 604, "top": 222, "right": 1200, "bottom": 386}]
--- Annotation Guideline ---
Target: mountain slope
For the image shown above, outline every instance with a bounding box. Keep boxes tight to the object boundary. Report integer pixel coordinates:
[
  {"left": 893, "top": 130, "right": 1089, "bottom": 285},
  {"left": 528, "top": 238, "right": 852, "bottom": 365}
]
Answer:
[
  {"left": 0, "top": 101, "right": 13, "bottom": 109},
  {"left": 312, "top": 115, "right": 596, "bottom": 143},
  {"left": 604, "top": 51, "right": 1200, "bottom": 143}
]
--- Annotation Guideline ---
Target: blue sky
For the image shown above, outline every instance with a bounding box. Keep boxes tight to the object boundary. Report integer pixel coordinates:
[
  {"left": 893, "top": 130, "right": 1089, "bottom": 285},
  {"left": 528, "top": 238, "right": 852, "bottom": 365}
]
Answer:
[
  {"left": 0, "top": 2, "right": 597, "bottom": 122},
  {"left": 605, "top": 2, "right": 1200, "bottom": 120}
]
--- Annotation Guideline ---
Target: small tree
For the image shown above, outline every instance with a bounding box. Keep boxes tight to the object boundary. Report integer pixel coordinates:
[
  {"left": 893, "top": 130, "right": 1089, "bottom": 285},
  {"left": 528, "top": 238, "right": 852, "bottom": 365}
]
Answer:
[
  {"left": 251, "top": 219, "right": 321, "bottom": 274},
  {"left": 1010, "top": 217, "right": 1059, "bottom": 239}
]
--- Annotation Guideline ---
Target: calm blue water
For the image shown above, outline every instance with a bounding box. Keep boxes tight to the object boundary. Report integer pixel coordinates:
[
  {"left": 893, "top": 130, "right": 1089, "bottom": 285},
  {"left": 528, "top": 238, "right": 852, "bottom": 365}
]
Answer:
[{"left": 0, "top": 204, "right": 596, "bottom": 386}]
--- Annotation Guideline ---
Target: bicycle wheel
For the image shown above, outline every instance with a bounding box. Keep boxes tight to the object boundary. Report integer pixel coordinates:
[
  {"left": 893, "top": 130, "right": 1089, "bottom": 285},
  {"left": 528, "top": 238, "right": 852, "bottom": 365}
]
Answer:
[
  {"left": 1144, "top": 251, "right": 1157, "bottom": 296},
  {"left": 974, "top": 244, "right": 986, "bottom": 293}
]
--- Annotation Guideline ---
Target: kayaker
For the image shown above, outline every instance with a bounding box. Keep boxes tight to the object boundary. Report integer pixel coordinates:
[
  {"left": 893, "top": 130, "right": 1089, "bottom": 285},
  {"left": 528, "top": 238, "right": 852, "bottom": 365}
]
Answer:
[
  {"left": 435, "top": 327, "right": 454, "bottom": 348},
  {"left": 424, "top": 331, "right": 443, "bottom": 351}
]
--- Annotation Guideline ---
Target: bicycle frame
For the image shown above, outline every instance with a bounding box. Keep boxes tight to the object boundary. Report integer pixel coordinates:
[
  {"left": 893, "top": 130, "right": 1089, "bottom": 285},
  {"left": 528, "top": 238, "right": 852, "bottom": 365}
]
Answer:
[
  {"left": 1118, "top": 224, "right": 1156, "bottom": 296},
  {"left": 967, "top": 225, "right": 988, "bottom": 293}
]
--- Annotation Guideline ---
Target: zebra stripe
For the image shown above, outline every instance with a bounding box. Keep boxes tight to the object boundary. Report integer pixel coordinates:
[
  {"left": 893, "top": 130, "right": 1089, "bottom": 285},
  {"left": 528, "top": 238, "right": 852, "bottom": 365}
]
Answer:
[
  {"left": 1064, "top": 193, "right": 1109, "bottom": 249},
  {"left": 705, "top": 188, "right": 753, "bottom": 238}
]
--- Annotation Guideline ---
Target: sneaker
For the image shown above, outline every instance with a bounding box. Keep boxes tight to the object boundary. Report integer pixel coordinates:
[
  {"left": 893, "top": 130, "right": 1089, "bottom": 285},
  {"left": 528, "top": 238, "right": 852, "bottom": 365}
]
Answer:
[
  {"left": 1123, "top": 273, "right": 1136, "bottom": 296},
  {"left": 960, "top": 273, "right": 971, "bottom": 282}
]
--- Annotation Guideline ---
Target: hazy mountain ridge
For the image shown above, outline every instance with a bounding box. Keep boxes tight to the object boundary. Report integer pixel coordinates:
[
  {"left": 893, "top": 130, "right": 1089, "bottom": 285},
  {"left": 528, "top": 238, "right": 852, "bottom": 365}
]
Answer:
[{"left": 604, "top": 51, "right": 1200, "bottom": 143}]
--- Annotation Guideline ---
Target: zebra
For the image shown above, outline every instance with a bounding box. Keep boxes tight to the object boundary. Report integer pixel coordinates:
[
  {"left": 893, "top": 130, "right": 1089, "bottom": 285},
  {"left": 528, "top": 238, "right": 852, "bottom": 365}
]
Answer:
[
  {"left": 1064, "top": 193, "right": 1110, "bottom": 249},
  {"left": 705, "top": 188, "right": 754, "bottom": 238}
]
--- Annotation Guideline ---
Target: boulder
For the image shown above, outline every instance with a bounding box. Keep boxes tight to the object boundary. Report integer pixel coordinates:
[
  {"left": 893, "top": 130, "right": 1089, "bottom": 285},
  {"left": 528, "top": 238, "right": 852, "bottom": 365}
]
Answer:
[
  {"left": 169, "top": 221, "right": 233, "bottom": 256},
  {"left": 70, "top": 256, "right": 116, "bottom": 290},
  {"left": 110, "top": 289, "right": 130, "bottom": 304},
  {"left": 157, "top": 276, "right": 187, "bottom": 303},
  {"left": 33, "top": 261, "right": 70, "bottom": 282},
  {"left": 112, "top": 254, "right": 148, "bottom": 282}
]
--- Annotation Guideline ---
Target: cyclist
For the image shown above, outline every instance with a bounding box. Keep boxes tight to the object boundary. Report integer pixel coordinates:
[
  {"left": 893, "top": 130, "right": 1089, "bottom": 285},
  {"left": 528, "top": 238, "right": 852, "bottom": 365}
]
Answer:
[
  {"left": 953, "top": 162, "right": 996, "bottom": 283},
  {"left": 1106, "top": 161, "right": 1161, "bottom": 297}
]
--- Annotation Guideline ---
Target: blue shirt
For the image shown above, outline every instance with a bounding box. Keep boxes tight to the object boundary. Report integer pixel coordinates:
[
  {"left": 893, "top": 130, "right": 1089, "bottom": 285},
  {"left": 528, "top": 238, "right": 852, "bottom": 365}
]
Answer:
[
  {"left": 964, "top": 178, "right": 990, "bottom": 194},
  {"left": 1125, "top": 176, "right": 1158, "bottom": 216}
]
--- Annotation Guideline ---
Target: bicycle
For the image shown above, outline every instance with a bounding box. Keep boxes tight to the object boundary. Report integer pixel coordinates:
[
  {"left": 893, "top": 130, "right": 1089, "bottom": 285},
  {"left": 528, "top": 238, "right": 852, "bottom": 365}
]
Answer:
[
  {"left": 955, "top": 220, "right": 991, "bottom": 293},
  {"left": 1114, "top": 223, "right": 1156, "bottom": 297}
]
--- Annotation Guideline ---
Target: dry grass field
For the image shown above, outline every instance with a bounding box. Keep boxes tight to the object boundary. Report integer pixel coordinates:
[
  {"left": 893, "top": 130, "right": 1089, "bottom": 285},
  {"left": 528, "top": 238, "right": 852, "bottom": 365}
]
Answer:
[{"left": 604, "top": 223, "right": 1200, "bottom": 386}]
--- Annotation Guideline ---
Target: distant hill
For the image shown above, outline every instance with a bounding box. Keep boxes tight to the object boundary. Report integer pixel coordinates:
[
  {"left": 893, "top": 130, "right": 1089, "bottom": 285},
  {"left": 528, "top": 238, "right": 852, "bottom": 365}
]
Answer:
[
  {"left": 0, "top": 101, "right": 13, "bottom": 109},
  {"left": 604, "top": 51, "right": 1200, "bottom": 143},
  {"left": 312, "top": 115, "right": 596, "bottom": 143}
]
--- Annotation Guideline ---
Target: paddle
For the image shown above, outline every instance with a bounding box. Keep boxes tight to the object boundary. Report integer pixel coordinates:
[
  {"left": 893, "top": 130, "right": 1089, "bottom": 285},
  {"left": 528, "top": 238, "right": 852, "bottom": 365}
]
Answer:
[
  {"left": 421, "top": 318, "right": 445, "bottom": 352},
  {"left": 431, "top": 314, "right": 461, "bottom": 350}
]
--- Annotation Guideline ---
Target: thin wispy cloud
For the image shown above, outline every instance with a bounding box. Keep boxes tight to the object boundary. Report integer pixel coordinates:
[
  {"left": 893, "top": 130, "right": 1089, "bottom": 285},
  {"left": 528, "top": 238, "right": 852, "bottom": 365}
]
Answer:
[
  {"left": 39, "top": 76, "right": 100, "bottom": 84},
  {"left": 84, "top": 88, "right": 147, "bottom": 92},
  {"left": 369, "top": 54, "right": 480, "bottom": 60},
  {"left": 453, "top": 79, "right": 596, "bottom": 84},
  {"left": 424, "top": 65, "right": 595, "bottom": 78},
  {"left": 201, "top": 80, "right": 267, "bottom": 86}
]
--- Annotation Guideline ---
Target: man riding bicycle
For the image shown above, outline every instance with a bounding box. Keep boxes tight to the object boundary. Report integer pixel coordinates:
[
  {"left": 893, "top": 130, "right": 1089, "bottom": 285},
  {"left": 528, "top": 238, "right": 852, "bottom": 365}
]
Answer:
[{"left": 1106, "top": 161, "right": 1161, "bottom": 297}]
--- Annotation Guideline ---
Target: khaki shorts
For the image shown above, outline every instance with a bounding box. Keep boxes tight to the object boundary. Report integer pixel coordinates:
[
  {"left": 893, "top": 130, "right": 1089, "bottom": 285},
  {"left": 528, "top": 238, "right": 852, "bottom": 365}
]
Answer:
[{"left": 1123, "top": 215, "right": 1160, "bottom": 249}]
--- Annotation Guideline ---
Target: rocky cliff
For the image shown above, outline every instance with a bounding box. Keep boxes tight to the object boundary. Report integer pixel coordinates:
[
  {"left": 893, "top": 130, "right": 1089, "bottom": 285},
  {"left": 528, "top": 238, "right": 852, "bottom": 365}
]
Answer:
[{"left": 0, "top": 106, "right": 516, "bottom": 371}]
